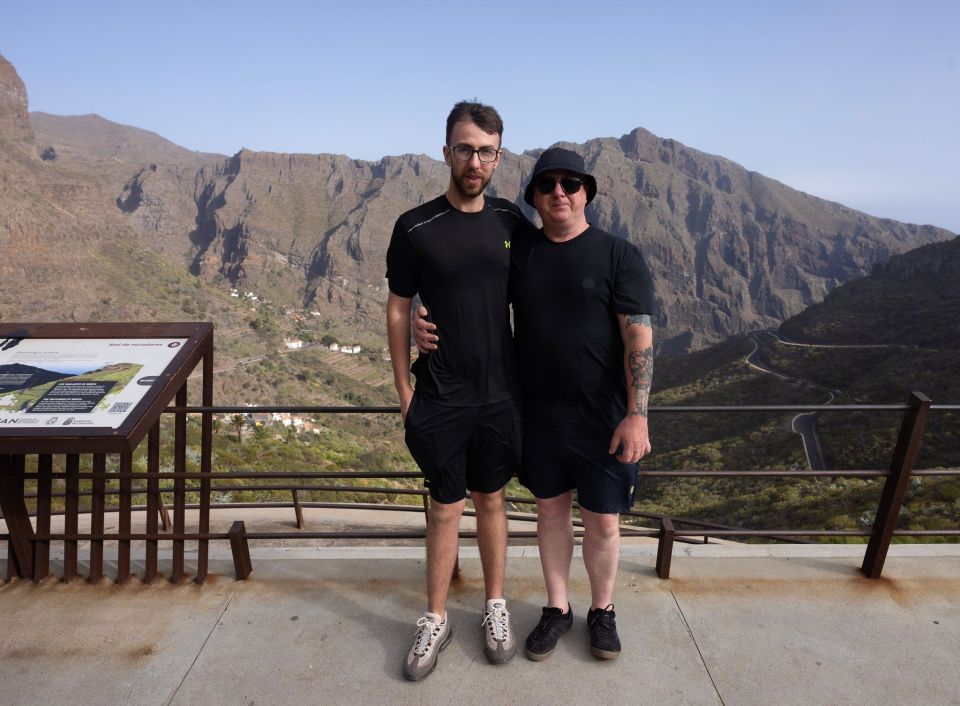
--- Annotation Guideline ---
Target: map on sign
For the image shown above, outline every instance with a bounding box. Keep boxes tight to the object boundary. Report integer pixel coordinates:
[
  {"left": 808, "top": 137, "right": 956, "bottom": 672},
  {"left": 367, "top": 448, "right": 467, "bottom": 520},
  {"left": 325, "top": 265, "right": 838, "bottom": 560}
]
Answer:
[{"left": 0, "top": 337, "right": 188, "bottom": 429}]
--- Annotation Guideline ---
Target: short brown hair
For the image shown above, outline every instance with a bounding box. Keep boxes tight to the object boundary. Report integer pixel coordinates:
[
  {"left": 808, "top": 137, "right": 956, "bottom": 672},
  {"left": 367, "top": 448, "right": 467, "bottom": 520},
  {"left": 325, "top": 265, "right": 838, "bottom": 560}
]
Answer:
[{"left": 445, "top": 100, "right": 503, "bottom": 145}]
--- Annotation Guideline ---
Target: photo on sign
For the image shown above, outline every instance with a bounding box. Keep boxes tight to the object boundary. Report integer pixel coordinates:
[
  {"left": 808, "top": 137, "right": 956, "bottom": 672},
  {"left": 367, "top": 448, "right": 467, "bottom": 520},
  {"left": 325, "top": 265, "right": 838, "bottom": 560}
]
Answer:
[{"left": 0, "top": 362, "right": 142, "bottom": 413}]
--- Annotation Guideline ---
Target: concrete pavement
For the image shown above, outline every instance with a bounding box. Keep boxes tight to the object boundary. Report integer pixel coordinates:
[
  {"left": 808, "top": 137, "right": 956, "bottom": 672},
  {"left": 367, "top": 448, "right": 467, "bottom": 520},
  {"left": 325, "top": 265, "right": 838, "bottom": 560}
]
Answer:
[{"left": 2, "top": 539, "right": 959, "bottom": 706}]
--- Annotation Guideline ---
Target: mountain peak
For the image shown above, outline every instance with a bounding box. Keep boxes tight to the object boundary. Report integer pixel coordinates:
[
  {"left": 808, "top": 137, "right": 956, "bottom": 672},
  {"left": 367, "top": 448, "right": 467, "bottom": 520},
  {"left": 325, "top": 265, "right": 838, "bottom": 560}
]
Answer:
[{"left": 0, "top": 53, "right": 34, "bottom": 148}]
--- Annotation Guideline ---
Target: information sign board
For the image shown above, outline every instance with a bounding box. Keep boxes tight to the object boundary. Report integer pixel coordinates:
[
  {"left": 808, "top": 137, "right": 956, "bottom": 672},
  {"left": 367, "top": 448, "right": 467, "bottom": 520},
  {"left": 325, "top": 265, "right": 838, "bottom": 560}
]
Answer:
[
  {"left": 0, "top": 337, "right": 189, "bottom": 429},
  {"left": 0, "top": 322, "right": 212, "bottom": 454}
]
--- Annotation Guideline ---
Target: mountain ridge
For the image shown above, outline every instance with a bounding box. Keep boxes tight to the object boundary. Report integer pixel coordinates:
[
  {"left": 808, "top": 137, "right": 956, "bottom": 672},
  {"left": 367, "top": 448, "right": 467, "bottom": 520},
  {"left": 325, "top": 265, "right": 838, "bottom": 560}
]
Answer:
[
  {"left": 779, "top": 235, "right": 960, "bottom": 349},
  {"left": 2, "top": 52, "right": 954, "bottom": 354},
  {"left": 29, "top": 111, "right": 224, "bottom": 167}
]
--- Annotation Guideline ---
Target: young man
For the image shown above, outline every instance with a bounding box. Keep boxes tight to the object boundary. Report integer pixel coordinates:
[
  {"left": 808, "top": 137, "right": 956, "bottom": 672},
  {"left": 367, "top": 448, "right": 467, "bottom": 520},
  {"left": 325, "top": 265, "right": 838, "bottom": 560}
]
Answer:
[
  {"left": 415, "top": 147, "right": 655, "bottom": 661},
  {"left": 385, "top": 101, "right": 531, "bottom": 680}
]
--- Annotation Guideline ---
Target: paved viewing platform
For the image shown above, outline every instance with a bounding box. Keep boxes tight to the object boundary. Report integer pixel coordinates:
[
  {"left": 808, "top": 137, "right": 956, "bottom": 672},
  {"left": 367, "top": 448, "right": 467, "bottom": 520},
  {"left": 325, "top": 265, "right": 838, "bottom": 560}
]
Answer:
[{"left": 2, "top": 509, "right": 959, "bottom": 705}]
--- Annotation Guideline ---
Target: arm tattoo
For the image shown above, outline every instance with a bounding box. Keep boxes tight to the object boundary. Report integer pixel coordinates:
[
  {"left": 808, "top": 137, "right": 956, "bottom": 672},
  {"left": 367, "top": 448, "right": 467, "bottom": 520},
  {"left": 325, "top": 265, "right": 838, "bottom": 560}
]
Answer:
[
  {"left": 625, "top": 314, "right": 651, "bottom": 328},
  {"left": 628, "top": 347, "right": 653, "bottom": 417}
]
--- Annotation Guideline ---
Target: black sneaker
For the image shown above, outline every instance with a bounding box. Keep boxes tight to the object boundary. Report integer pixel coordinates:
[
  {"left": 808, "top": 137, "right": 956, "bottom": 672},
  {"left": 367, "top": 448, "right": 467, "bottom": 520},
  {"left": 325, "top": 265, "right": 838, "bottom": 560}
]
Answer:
[
  {"left": 524, "top": 605, "right": 573, "bottom": 661},
  {"left": 587, "top": 604, "right": 621, "bottom": 660}
]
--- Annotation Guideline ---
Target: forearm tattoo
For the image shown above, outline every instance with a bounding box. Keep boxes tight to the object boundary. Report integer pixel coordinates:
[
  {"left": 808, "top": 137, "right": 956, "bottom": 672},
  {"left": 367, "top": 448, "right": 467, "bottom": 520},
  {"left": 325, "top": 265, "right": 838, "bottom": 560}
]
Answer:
[{"left": 628, "top": 347, "right": 653, "bottom": 417}]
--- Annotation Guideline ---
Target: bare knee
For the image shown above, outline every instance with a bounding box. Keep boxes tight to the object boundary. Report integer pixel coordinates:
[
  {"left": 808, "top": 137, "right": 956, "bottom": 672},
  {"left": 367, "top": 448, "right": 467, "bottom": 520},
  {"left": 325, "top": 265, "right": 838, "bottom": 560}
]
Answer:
[
  {"left": 581, "top": 509, "right": 620, "bottom": 544},
  {"left": 536, "top": 492, "right": 574, "bottom": 526},
  {"left": 470, "top": 489, "right": 504, "bottom": 517},
  {"left": 429, "top": 498, "right": 465, "bottom": 528}
]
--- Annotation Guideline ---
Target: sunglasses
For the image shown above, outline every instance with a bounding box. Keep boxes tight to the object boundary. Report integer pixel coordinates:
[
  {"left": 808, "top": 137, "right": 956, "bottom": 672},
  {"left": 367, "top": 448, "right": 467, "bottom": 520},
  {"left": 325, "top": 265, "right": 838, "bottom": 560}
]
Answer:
[{"left": 534, "top": 176, "right": 584, "bottom": 196}]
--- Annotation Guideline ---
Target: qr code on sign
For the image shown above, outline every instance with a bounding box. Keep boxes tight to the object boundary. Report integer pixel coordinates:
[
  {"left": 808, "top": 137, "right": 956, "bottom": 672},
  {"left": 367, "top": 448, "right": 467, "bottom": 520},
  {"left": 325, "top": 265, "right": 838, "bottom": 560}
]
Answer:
[{"left": 109, "top": 402, "right": 132, "bottom": 414}]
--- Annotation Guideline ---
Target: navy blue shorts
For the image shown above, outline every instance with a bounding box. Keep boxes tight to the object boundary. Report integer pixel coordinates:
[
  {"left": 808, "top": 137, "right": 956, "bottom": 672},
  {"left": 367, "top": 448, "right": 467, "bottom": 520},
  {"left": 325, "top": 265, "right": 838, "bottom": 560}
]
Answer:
[
  {"left": 520, "top": 420, "right": 638, "bottom": 514},
  {"left": 404, "top": 395, "right": 521, "bottom": 504}
]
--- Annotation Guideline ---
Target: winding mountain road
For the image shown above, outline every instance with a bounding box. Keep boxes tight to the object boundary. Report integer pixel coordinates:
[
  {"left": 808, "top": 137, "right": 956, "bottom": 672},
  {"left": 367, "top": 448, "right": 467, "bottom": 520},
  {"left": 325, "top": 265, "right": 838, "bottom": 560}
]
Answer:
[{"left": 744, "top": 330, "right": 847, "bottom": 471}]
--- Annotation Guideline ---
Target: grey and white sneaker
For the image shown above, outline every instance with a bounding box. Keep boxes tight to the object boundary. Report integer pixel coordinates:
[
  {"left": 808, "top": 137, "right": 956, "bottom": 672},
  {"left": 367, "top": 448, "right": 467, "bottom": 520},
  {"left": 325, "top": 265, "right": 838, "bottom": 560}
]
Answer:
[
  {"left": 403, "top": 611, "right": 453, "bottom": 681},
  {"left": 481, "top": 599, "right": 516, "bottom": 664}
]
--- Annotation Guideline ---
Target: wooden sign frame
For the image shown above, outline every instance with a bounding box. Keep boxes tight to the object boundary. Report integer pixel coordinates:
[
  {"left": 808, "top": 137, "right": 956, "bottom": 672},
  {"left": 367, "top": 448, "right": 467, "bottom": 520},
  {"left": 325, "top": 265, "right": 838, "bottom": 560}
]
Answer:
[
  {"left": 0, "top": 322, "right": 212, "bottom": 454},
  {"left": 0, "top": 322, "right": 214, "bottom": 583}
]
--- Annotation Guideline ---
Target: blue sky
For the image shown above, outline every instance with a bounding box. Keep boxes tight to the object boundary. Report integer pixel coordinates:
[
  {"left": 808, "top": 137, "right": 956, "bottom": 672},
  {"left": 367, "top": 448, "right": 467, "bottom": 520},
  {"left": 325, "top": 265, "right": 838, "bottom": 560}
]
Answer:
[{"left": 2, "top": 0, "right": 957, "bottom": 231}]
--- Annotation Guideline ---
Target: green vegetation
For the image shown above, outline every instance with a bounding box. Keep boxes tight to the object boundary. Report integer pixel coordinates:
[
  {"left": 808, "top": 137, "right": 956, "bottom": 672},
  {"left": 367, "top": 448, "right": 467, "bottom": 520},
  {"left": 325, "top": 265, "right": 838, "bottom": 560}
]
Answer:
[
  {"left": 13, "top": 227, "right": 956, "bottom": 543},
  {"left": 19, "top": 327, "right": 957, "bottom": 544},
  {"left": 617, "top": 326, "right": 959, "bottom": 541},
  {"left": 628, "top": 337, "right": 837, "bottom": 535},
  {"left": 22, "top": 409, "right": 419, "bottom": 515}
]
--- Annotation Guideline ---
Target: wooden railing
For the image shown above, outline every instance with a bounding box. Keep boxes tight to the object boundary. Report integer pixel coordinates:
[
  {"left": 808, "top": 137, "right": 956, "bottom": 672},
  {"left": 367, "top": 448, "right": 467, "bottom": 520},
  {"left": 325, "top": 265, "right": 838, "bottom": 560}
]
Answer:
[{"left": 2, "top": 393, "right": 957, "bottom": 583}]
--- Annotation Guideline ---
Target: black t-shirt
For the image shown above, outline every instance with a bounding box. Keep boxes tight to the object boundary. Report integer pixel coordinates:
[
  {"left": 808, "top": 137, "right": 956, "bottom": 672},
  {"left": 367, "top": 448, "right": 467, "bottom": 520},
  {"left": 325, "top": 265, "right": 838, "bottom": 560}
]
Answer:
[
  {"left": 386, "top": 194, "right": 533, "bottom": 406},
  {"left": 510, "top": 225, "right": 655, "bottom": 432}
]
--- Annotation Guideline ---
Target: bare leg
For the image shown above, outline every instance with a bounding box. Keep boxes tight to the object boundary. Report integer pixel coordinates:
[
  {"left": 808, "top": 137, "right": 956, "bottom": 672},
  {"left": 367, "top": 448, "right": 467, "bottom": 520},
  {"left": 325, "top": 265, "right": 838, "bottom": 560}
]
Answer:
[
  {"left": 580, "top": 507, "right": 621, "bottom": 609},
  {"left": 535, "top": 492, "right": 574, "bottom": 610},
  {"left": 427, "top": 497, "right": 465, "bottom": 617},
  {"left": 472, "top": 488, "right": 507, "bottom": 600}
]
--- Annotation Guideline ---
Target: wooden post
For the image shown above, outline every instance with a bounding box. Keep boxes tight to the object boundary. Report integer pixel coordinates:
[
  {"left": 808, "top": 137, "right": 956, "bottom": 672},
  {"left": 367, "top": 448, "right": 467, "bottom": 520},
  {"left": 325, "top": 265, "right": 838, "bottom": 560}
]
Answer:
[
  {"left": 63, "top": 454, "right": 79, "bottom": 582},
  {"left": 292, "top": 489, "right": 304, "bottom": 529},
  {"left": 0, "top": 454, "right": 34, "bottom": 579},
  {"left": 172, "top": 383, "right": 187, "bottom": 582},
  {"left": 34, "top": 455, "right": 52, "bottom": 581},
  {"left": 861, "top": 392, "right": 931, "bottom": 578},
  {"left": 88, "top": 454, "right": 105, "bottom": 582},
  {"left": 229, "top": 520, "right": 252, "bottom": 580},
  {"left": 656, "top": 517, "right": 675, "bottom": 579},
  {"left": 117, "top": 454, "right": 132, "bottom": 583},
  {"left": 145, "top": 424, "right": 160, "bottom": 583},
  {"left": 196, "top": 345, "right": 214, "bottom": 584}
]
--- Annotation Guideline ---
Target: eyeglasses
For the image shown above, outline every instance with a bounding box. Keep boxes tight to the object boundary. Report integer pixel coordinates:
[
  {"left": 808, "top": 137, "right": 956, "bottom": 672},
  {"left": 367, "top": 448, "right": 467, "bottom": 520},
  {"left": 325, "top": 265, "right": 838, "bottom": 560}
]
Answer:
[
  {"left": 447, "top": 145, "right": 501, "bottom": 162},
  {"left": 534, "top": 176, "right": 584, "bottom": 196}
]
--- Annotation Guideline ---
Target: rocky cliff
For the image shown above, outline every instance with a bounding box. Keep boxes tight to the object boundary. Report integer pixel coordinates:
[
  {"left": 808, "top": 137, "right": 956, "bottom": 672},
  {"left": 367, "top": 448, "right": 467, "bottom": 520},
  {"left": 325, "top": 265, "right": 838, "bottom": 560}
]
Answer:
[
  {"left": 0, "top": 54, "right": 33, "bottom": 150},
  {"left": 570, "top": 129, "right": 948, "bottom": 350},
  {"left": 0, "top": 56, "right": 212, "bottom": 324},
  {"left": 3, "top": 52, "right": 954, "bottom": 352},
  {"left": 112, "top": 131, "right": 952, "bottom": 352}
]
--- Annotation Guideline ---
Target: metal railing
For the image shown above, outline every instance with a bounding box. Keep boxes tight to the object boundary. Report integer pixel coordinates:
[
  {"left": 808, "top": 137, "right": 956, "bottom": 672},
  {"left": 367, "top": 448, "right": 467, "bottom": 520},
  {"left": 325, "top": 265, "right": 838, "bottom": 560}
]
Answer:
[{"left": 3, "top": 392, "right": 958, "bottom": 583}]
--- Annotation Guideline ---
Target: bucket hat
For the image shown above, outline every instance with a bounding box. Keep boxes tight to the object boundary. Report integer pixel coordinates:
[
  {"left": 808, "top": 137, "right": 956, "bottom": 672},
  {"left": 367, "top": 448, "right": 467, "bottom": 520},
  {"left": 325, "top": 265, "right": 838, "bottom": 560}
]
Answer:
[{"left": 523, "top": 147, "right": 598, "bottom": 206}]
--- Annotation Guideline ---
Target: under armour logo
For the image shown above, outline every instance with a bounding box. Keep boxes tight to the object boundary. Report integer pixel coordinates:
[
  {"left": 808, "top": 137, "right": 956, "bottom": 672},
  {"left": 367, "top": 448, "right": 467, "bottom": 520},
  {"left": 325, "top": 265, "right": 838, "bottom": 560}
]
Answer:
[{"left": 504, "top": 241, "right": 510, "bottom": 249}]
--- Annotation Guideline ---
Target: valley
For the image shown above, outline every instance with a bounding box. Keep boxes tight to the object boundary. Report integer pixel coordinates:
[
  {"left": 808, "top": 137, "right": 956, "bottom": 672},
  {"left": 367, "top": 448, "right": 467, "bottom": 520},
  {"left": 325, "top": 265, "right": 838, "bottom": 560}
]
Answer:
[{"left": 2, "top": 51, "right": 957, "bottom": 540}]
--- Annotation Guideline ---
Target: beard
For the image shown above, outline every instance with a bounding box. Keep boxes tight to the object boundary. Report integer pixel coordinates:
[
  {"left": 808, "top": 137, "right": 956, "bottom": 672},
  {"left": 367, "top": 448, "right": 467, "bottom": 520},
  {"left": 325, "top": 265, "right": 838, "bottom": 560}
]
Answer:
[{"left": 450, "top": 168, "right": 491, "bottom": 199}]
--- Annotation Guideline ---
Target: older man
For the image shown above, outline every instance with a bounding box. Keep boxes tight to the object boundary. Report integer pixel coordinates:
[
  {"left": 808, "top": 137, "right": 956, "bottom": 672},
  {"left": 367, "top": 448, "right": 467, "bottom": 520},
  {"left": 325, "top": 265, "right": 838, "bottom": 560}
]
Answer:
[
  {"left": 415, "top": 147, "right": 654, "bottom": 661},
  {"left": 512, "top": 147, "right": 654, "bottom": 660}
]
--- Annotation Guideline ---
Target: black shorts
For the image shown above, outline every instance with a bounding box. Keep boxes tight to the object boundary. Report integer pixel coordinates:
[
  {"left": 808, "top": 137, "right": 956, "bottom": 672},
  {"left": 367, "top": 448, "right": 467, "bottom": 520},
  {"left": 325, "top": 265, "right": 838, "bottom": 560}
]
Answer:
[
  {"left": 520, "top": 420, "right": 637, "bottom": 514},
  {"left": 404, "top": 395, "right": 521, "bottom": 504}
]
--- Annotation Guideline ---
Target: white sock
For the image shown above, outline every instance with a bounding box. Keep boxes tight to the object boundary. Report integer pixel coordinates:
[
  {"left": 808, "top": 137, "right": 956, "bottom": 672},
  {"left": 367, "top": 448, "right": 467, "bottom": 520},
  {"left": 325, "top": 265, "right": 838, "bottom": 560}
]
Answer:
[{"left": 425, "top": 610, "right": 445, "bottom": 623}]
